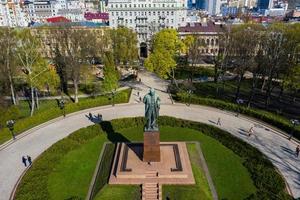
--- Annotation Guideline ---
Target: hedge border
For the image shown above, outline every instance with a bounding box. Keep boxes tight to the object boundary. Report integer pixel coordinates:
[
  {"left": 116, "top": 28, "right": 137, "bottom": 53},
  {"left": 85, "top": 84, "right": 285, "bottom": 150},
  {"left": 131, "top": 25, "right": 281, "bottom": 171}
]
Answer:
[{"left": 175, "top": 92, "right": 300, "bottom": 141}]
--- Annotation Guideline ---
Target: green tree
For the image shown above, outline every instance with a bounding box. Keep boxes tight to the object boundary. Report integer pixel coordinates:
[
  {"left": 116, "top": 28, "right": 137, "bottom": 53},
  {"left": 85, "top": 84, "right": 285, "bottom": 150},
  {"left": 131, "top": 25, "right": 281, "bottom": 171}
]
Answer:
[
  {"left": 110, "top": 27, "right": 138, "bottom": 65},
  {"left": 0, "top": 28, "right": 18, "bottom": 105},
  {"left": 102, "top": 52, "right": 119, "bottom": 92},
  {"left": 145, "top": 29, "right": 184, "bottom": 85},
  {"left": 227, "top": 23, "right": 263, "bottom": 101},
  {"left": 284, "top": 65, "right": 300, "bottom": 102},
  {"left": 16, "top": 29, "right": 54, "bottom": 116}
]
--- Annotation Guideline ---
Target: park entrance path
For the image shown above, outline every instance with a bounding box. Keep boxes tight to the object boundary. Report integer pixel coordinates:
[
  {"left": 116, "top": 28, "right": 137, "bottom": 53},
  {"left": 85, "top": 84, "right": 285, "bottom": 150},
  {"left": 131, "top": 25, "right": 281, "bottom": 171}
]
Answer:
[
  {"left": 126, "top": 68, "right": 172, "bottom": 104},
  {"left": 0, "top": 104, "right": 300, "bottom": 199}
]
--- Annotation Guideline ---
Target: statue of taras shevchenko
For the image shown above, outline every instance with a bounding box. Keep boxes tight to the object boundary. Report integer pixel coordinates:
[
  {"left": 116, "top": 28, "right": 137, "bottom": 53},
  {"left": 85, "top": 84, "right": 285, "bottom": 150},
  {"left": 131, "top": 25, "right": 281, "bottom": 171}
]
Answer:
[{"left": 143, "top": 88, "right": 160, "bottom": 132}]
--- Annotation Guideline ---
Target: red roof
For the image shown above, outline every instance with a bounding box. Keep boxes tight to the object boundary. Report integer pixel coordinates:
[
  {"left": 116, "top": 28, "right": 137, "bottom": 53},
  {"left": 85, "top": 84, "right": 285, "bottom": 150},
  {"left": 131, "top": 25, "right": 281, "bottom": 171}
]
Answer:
[
  {"left": 84, "top": 12, "right": 109, "bottom": 20},
  {"left": 46, "top": 16, "right": 71, "bottom": 23},
  {"left": 178, "top": 21, "right": 225, "bottom": 33}
]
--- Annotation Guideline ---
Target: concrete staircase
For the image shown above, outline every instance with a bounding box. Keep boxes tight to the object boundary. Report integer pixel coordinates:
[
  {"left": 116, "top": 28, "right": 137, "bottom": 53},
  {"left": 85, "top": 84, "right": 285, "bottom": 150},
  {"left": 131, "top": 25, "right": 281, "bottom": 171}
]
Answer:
[{"left": 142, "top": 183, "right": 161, "bottom": 200}]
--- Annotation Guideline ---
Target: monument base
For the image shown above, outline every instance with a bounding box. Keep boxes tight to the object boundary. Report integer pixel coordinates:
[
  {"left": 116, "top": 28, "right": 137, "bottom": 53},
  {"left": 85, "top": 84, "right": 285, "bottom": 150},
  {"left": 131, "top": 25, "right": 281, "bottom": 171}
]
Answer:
[
  {"left": 109, "top": 142, "right": 195, "bottom": 185},
  {"left": 143, "top": 131, "right": 160, "bottom": 162}
]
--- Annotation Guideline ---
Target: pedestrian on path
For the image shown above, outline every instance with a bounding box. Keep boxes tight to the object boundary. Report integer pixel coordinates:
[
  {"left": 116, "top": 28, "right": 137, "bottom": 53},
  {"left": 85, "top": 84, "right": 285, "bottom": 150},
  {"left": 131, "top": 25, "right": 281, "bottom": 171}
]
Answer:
[
  {"left": 22, "top": 156, "right": 27, "bottom": 167},
  {"left": 296, "top": 145, "right": 300, "bottom": 157},
  {"left": 137, "top": 91, "right": 140, "bottom": 97},
  {"left": 98, "top": 114, "right": 103, "bottom": 122},
  {"left": 139, "top": 96, "right": 142, "bottom": 102},
  {"left": 217, "top": 117, "right": 221, "bottom": 126},
  {"left": 27, "top": 155, "right": 32, "bottom": 166},
  {"left": 248, "top": 126, "right": 254, "bottom": 137}
]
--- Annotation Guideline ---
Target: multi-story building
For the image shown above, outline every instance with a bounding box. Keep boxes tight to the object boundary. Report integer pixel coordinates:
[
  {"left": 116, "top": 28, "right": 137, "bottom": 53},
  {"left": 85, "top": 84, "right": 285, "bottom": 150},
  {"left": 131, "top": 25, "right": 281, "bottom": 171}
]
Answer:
[
  {"left": 207, "top": 0, "right": 228, "bottom": 15},
  {"left": 178, "top": 20, "right": 225, "bottom": 56},
  {"left": 0, "top": 0, "right": 29, "bottom": 26},
  {"left": 107, "top": 0, "right": 187, "bottom": 44},
  {"left": 30, "top": 26, "right": 108, "bottom": 57},
  {"left": 23, "top": 0, "right": 86, "bottom": 23},
  {"left": 23, "top": 0, "right": 58, "bottom": 22}
]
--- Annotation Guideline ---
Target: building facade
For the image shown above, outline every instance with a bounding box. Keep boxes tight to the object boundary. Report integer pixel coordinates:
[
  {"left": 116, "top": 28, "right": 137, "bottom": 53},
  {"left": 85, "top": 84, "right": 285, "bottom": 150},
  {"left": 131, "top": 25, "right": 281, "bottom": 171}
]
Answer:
[
  {"left": 0, "top": 0, "right": 29, "bottom": 26},
  {"left": 107, "top": 0, "right": 187, "bottom": 43},
  {"left": 178, "top": 20, "right": 225, "bottom": 56}
]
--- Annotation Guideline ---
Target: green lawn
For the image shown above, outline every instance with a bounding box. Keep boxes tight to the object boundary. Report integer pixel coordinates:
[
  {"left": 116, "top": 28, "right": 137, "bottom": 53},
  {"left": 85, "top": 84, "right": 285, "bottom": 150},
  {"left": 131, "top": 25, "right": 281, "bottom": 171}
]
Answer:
[
  {"left": 0, "top": 89, "right": 131, "bottom": 144},
  {"left": 15, "top": 123, "right": 256, "bottom": 200},
  {"left": 163, "top": 143, "right": 213, "bottom": 200},
  {"left": 94, "top": 185, "right": 140, "bottom": 200},
  {"left": 47, "top": 136, "right": 105, "bottom": 200},
  {"left": 119, "top": 126, "right": 256, "bottom": 200}
]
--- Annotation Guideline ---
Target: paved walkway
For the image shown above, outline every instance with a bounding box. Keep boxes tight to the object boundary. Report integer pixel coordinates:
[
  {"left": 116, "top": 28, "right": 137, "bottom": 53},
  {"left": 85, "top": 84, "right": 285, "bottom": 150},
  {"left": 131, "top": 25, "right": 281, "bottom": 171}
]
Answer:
[
  {"left": 0, "top": 103, "right": 300, "bottom": 199},
  {"left": 1, "top": 68, "right": 300, "bottom": 199},
  {"left": 126, "top": 68, "right": 172, "bottom": 104}
]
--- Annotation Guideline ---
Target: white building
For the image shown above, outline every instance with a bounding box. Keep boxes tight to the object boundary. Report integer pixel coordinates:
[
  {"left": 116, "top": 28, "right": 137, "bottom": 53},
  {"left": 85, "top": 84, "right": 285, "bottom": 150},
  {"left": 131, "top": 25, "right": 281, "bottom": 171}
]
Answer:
[
  {"left": 0, "top": 0, "right": 29, "bottom": 27},
  {"left": 23, "top": 0, "right": 88, "bottom": 23},
  {"left": 107, "top": 0, "right": 187, "bottom": 44},
  {"left": 207, "top": 0, "right": 228, "bottom": 15}
]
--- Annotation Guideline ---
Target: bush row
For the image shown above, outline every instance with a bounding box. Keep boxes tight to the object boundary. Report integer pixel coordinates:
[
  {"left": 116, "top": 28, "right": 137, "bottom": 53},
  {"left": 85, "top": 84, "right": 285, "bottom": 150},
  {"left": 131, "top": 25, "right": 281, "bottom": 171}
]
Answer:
[
  {"left": 101, "top": 116, "right": 291, "bottom": 200},
  {"left": 15, "top": 125, "right": 103, "bottom": 200},
  {"left": 175, "top": 92, "right": 300, "bottom": 140},
  {"left": 0, "top": 89, "right": 131, "bottom": 144},
  {"left": 90, "top": 143, "right": 115, "bottom": 200},
  {"left": 15, "top": 116, "right": 292, "bottom": 200}
]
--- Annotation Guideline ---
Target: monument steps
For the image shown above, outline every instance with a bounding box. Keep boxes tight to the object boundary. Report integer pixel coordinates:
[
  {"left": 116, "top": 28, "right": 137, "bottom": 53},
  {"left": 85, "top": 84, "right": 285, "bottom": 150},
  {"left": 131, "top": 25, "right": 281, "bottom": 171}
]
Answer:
[{"left": 142, "top": 183, "right": 161, "bottom": 200}]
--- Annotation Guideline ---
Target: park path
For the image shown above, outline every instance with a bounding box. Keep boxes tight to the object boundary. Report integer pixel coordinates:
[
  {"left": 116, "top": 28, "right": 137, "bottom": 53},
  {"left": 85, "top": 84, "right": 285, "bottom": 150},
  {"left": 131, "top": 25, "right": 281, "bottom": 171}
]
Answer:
[
  {"left": 1, "top": 68, "right": 300, "bottom": 199},
  {"left": 126, "top": 68, "right": 172, "bottom": 104},
  {"left": 0, "top": 104, "right": 300, "bottom": 199}
]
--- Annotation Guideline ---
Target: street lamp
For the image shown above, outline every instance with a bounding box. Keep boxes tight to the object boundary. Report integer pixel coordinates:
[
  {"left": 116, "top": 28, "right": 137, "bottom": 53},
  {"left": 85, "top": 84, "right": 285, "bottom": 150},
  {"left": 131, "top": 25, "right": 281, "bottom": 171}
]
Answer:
[
  {"left": 236, "top": 98, "right": 244, "bottom": 117},
  {"left": 59, "top": 99, "right": 66, "bottom": 117},
  {"left": 111, "top": 89, "right": 117, "bottom": 106},
  {"left": 288, "top": 119, "right": 300, "bottom": 140},
  {"left": 6, "top": 120, "right": 16, "bottom": 140},
  {"left": 187, "top": 89, "right": 193, "bottom": 107}
]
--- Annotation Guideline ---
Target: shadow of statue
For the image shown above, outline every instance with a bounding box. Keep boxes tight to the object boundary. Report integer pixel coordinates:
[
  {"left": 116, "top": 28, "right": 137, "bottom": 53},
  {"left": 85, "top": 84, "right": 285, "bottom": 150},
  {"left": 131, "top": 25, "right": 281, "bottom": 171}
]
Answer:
[{"left": 100, "top": 121, "right": 142, "bottom": 160}]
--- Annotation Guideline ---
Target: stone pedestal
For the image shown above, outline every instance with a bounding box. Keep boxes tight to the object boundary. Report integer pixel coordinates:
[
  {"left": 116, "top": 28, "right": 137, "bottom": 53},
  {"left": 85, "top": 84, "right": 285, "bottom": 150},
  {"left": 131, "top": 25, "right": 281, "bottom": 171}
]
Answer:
[{"left": 143, "top": 131, "right": 160, "bottom": 162}]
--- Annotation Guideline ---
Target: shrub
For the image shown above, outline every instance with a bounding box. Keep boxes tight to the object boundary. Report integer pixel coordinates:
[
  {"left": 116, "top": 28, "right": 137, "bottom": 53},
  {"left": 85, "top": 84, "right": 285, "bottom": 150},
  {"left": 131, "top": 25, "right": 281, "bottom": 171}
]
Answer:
[
  {"left": 0, "top": 89, "right": 131, "bottom": 144},
  {"left": 0, "top": 105, "right": 20, "bottom": 129},
  {"left": 175, "top": 92, "right": 300, "bottom": 140},
  {"left": 15, "top": 117, "right": 292, "bottom": 200}
]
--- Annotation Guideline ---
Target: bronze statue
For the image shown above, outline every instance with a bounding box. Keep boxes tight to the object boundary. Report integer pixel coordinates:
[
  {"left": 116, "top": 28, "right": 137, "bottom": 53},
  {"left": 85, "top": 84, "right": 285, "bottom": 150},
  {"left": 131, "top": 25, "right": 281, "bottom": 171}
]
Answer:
[{"left": 143, "top": 88, "right": 160, "bottom": 131}]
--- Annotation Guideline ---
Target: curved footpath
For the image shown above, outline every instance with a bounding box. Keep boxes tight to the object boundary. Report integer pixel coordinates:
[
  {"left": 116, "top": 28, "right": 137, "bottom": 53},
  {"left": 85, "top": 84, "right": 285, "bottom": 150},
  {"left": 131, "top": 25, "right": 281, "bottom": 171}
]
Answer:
[{"left": 0, "top": 103, "right": 299, "bottom": 199}]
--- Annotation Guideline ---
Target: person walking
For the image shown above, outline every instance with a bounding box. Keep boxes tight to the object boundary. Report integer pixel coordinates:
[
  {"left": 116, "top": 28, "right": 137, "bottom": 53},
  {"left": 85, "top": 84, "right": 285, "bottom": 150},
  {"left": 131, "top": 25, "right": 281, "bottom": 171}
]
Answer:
[
  {"left": 248, "top": 126, "right": 254, "bottom": 137},
  {"left": 27, "top": 155, "right": 32, "bottom": 166},
  {"left": 98, "top": 114, "right": 103, "bottom": 122},
  {"left": 22, "top": 156, "right": 27, "bottom": 167},
  {"left": 217, "top": 117, "right": 221, "bottom": 126},
  {"left": 137, "top": 91, "right": 140, "bottom": 97},
  {"left": 296, "top": 145, "right": 300, "bottom": 157}
]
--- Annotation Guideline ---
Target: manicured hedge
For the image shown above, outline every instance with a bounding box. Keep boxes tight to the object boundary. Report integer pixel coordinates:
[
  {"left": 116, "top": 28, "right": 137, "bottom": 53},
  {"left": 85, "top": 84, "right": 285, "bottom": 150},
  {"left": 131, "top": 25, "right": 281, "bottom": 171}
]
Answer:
[
  {"left": 101, "top": 117, "right": 292, "bottom": 200},
  {"left": 15, "top": 125, "right": 102, "bottom": 200},
  {"left": 175, "top": 92, "right": 300, "bottom": 140},
  {"left": 0, "top": 89, "right": 131, "bottom": 144},
  {"left": 90, "top": 143, "right": 115, "bottom": 200},
  {"left": 15, "top": 116, "right": 292, "bottom": 200}
]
